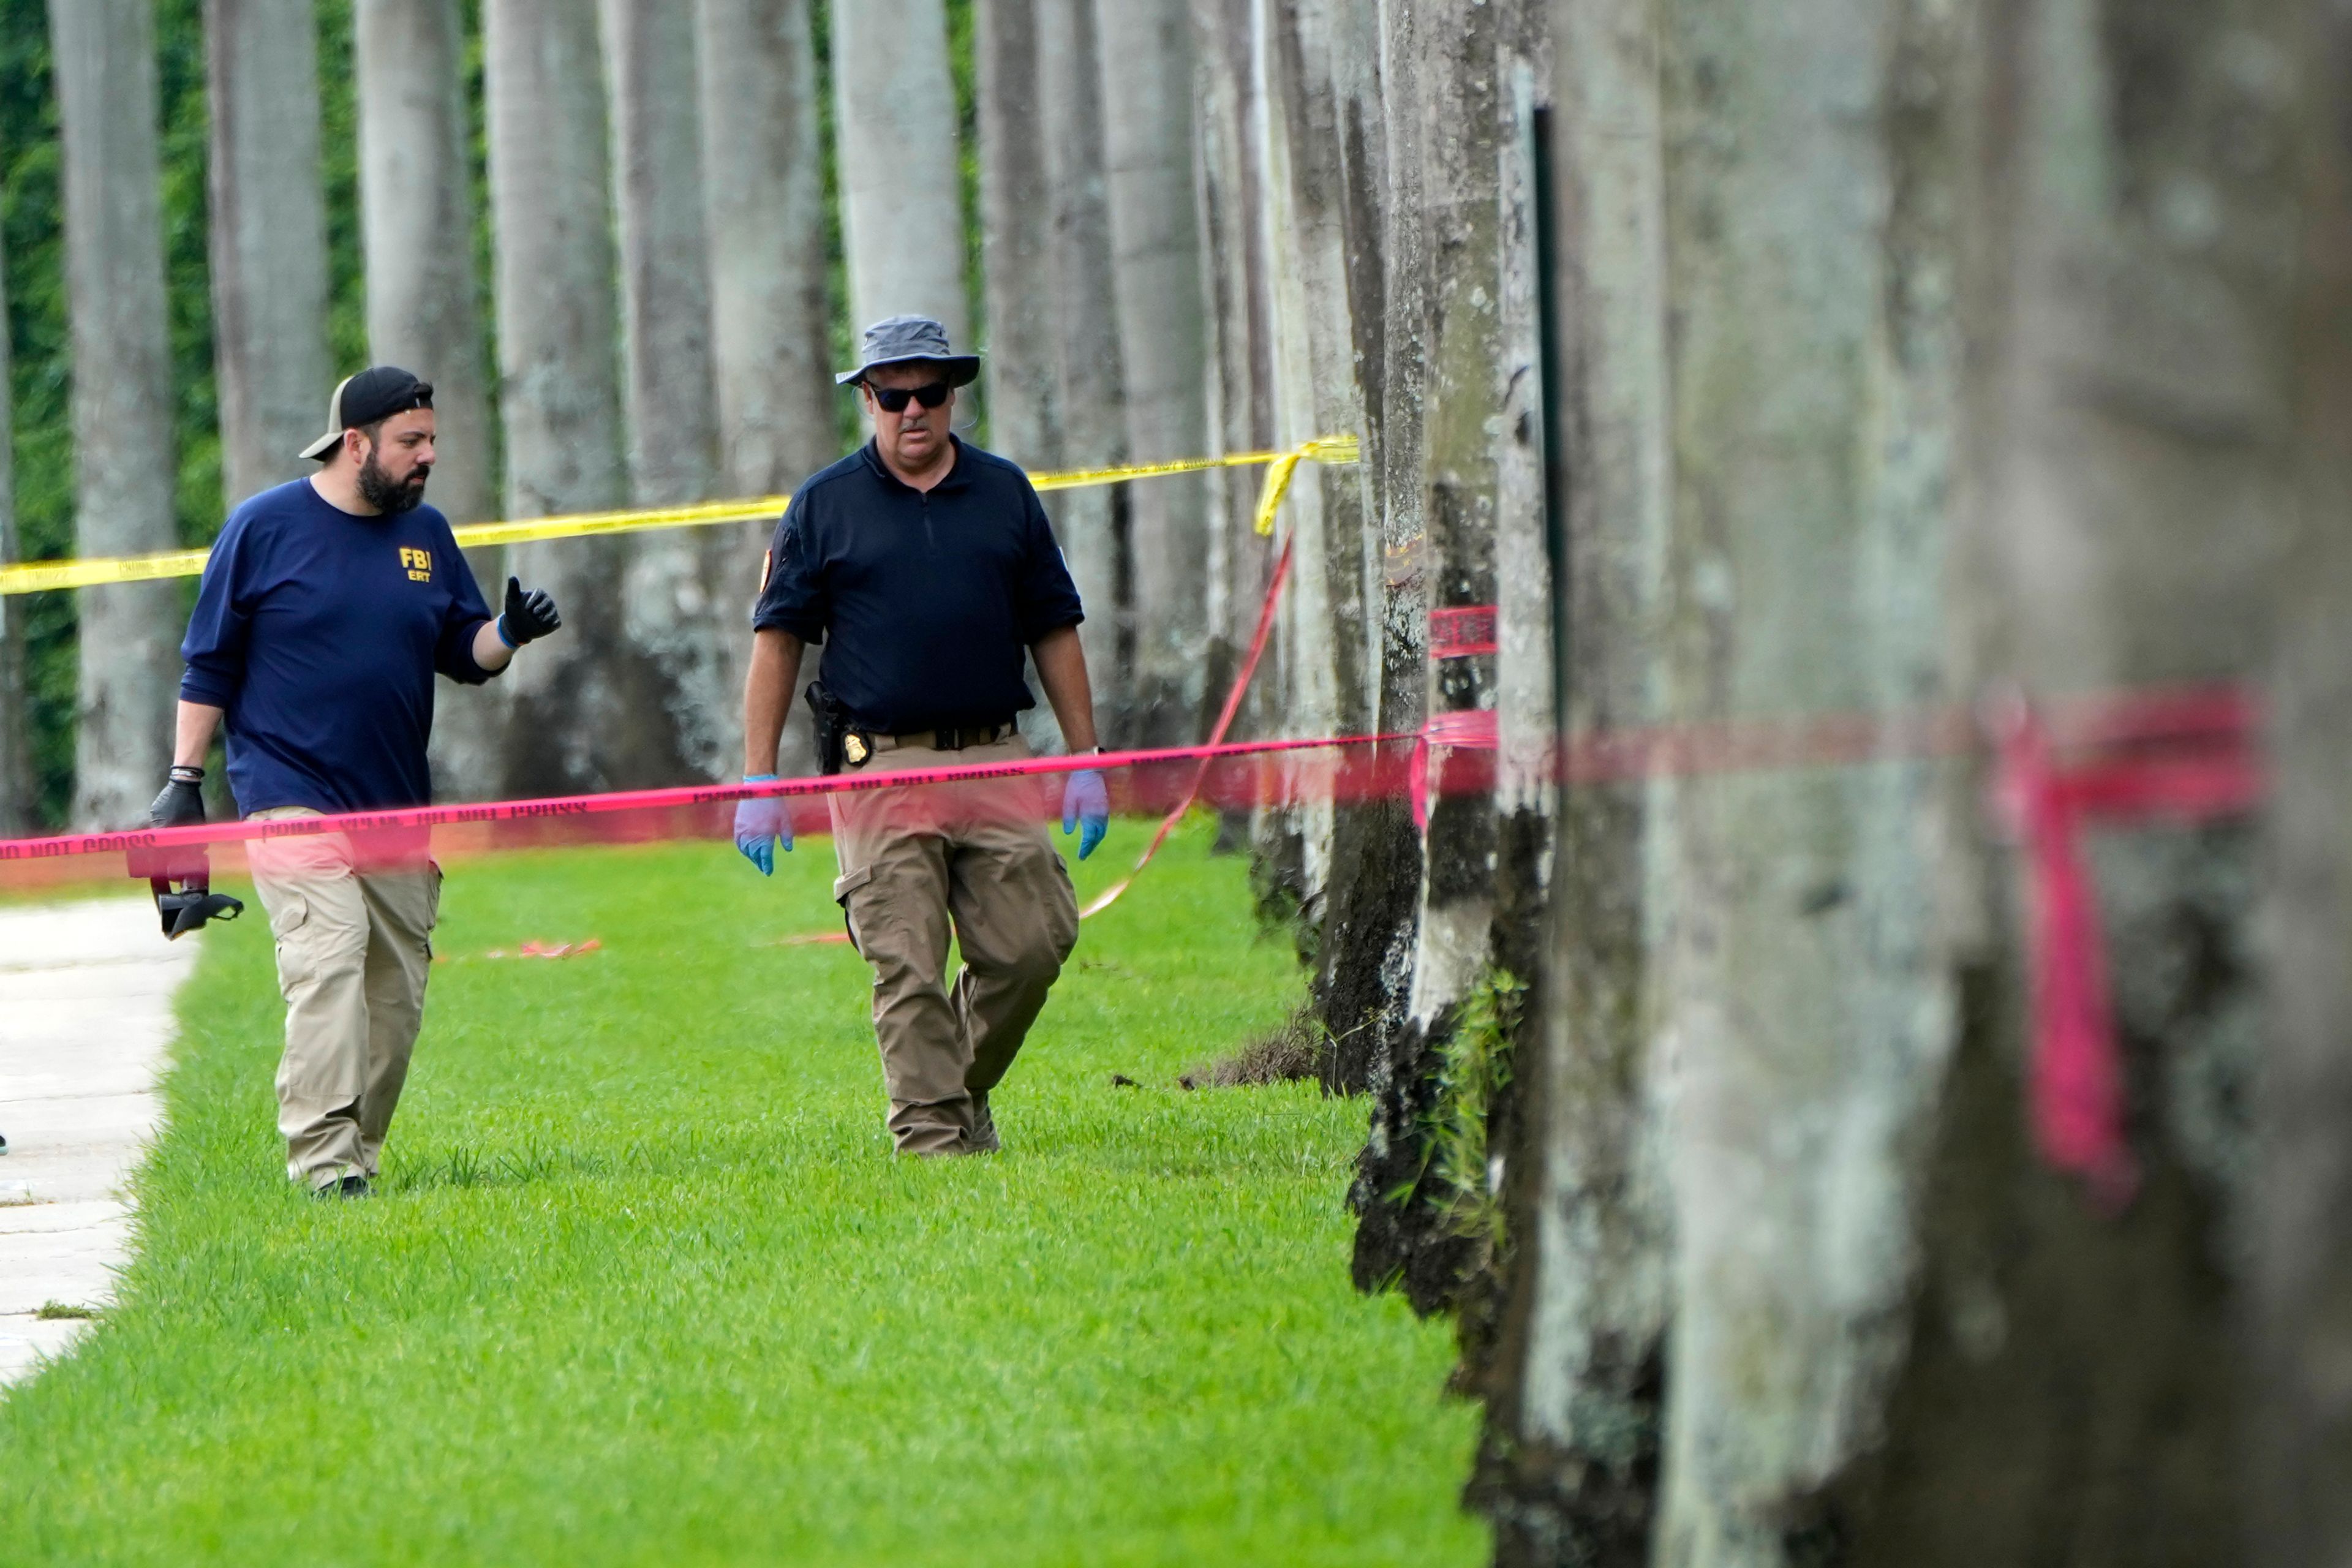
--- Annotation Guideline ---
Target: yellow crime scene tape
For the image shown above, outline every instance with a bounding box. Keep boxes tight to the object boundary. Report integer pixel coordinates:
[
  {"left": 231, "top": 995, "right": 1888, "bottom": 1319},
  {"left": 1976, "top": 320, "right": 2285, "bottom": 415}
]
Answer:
[{"left": 0, "top": 436, "right": 1360, "bottom": 597}]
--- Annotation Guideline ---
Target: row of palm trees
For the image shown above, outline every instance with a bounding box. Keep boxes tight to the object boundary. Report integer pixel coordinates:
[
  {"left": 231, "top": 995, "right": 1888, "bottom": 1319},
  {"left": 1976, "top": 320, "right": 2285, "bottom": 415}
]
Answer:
[{"left": 3, "top": 0, "right": 1213, "bottom": 832}]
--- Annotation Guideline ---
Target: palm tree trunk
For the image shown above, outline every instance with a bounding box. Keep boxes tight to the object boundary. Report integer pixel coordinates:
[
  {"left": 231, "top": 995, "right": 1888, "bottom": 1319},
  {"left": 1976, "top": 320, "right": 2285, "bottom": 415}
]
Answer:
[
  {"left": 1635, "top": 0, "right": 1969, "bottom": 1550},
  {"left": 1470, "top": 0, "right": 1676, "bottom": 1558},
  {"left": 203, "top": 0, "right": 333, "bottom": 509},
  {"left": 980, "top": 0, "right": 1077, "bottom": 755},
  {"left": 1404, "top": 0, "right": 1511, "bottom": 1060},
  {"left": 978, "top": 0, "right": 1057, "bottom": 472},
  {"left": 0, "top": 223, "right": 30, "bottom": 835},
  {"left": 695, "top": 0, "right": 832, "bottom": 778},
  {"left": 1305, "top": 0, "right": 1423, "bottom": 1096},
  {"left": 1037, "top": 0, "right": 1128, "bottom": 736},
  {"left": 1248, "top": 0, "right": 1393, "bottom": 1082},
  {"left": 696, "top": 0, "right": 834, "bottom": 499},
  {"left": 1810, "top": 0, "right": 2304, "bottom": 1553},
  {"left": 1094, "top": 0, "right": 1210, "bottom": 746},
  {"left": 50, "top": 0, "right": 181, "bottom": 830},
  {"left": 830, "top": 0, "right": 968, "bottom": 344},
  {"left": 481, "top": 0, "right": 637, "bottom": 794},
  {"left": 602, "top": 0, "right": 730, "bottom": 782},
  {"left": 1488, "top": 61, "right": 1555, "bottom": 1011},
  {"left": 2257, "top": 15, "right": 2352, "bottom": 1547},
  {"left": 353, "top": 0, "right": 504, "bottom": 802},
  {"left": 1188, "top": 0, "right": 1276, "bottom": 732},
  {"left": 356, "top": 0, "right": 495, "bottom": 525},
  {"left": 1352, "top": 0, "right": 1534, "bottom": 1316}
]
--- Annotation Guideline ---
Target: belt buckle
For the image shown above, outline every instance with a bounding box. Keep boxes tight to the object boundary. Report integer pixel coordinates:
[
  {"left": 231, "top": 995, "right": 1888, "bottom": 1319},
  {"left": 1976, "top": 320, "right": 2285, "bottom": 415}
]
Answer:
[{"left": 938, "top": 726, "right": 965, "bottom": 752}]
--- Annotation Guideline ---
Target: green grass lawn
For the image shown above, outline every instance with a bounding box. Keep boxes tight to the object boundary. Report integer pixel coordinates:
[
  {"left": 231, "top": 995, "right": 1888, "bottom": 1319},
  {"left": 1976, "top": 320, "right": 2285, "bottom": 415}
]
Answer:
[{"left": 0, "top": 820, "right": 1485, "bottom": 1567}]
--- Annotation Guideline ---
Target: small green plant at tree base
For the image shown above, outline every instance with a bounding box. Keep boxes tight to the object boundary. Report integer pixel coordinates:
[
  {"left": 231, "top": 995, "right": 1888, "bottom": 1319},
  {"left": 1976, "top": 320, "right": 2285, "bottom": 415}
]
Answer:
[{"left": 1420, "top": 969, "right": 1526, "bottom": 1254}]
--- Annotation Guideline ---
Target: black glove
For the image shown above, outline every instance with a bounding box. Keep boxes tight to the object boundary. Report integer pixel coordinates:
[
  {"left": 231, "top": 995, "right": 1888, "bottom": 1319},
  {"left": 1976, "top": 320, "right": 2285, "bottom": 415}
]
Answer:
[
  {"left": 499, "top": 576, "right": 562, "bottom": 647},
  {"left": 149, "top": 765, "right": 206, "bottom": 828}
]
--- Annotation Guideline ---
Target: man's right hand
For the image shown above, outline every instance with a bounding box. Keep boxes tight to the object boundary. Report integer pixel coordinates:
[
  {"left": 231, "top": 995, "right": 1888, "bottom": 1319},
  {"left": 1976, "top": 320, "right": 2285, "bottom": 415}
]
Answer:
[
  {"left": 149, "top": 766, "right": 206, "bottom": 828},
  {"left": 734, "top": 779, "right": 793, "bottom": 875}
]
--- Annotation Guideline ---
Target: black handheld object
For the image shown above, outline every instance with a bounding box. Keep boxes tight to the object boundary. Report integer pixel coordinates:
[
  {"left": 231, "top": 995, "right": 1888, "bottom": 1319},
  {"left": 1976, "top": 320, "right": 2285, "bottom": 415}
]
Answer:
[
  {"left": 148, "top": 880, "right": 245, "bottom": 941},
  {"left": 131, "top": 766, "right": 244, "bottom": 941}
]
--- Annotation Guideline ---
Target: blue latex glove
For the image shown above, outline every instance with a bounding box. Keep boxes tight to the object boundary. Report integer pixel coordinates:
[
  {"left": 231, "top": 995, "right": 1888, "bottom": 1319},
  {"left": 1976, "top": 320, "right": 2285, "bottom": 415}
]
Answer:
[
  {"left": 1062, "top": 768, "right": 1109, "bottom": 861},
  {"left": 734, "top": 777, "right": 792, "bottom": 875}
]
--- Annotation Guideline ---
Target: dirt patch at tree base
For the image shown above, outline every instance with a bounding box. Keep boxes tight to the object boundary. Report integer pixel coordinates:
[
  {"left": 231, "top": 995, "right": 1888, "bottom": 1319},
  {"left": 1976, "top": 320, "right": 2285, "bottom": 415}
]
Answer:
[{"left": 1179, "top": 1008, "right": 1331, "bottom": 1090}]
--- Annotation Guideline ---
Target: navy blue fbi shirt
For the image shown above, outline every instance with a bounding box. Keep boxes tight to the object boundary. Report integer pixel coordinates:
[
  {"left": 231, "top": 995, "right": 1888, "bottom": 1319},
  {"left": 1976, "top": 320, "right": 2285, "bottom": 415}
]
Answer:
[
  {"left": 752, "top": 439, "right": 1085, "bottom": 734},
  {"left": 179, "top": 478, "right": 500, "bottom": 815}
]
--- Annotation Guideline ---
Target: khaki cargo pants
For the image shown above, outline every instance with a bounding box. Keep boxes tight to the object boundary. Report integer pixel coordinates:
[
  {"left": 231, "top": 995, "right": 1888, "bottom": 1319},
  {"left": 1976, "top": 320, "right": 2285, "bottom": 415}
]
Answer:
[
  {"left": 830, "top": 733, "right": 1080, "bottom": 1153},
  {"left": 246, "top": 807, "right": 440, "bottom": 1189}
]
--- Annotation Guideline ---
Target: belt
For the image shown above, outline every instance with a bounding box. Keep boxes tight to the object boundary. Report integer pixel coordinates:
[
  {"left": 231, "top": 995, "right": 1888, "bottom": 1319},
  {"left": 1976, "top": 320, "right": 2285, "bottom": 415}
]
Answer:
[{"left": 863, "top": 720, "right": 1019, "bottom": 756}]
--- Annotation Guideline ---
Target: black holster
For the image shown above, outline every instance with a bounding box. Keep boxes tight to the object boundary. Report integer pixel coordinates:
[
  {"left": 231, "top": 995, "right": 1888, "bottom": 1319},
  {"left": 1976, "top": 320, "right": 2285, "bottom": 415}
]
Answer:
[{"left": 806, "top": 680, "right": 850, "bottom": 776}]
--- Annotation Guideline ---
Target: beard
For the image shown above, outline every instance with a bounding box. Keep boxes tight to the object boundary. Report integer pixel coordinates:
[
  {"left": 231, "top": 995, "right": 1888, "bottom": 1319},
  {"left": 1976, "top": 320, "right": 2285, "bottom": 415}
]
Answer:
[{"left": 357, "top": 450, "right": 429, "bottom": 514}]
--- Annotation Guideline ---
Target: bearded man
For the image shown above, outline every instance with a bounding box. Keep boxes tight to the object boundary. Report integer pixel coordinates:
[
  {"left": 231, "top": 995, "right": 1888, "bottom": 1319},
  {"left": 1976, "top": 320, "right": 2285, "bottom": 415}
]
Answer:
[{"left": 157, "top": 366, "right": 563, "bottom": 1197}]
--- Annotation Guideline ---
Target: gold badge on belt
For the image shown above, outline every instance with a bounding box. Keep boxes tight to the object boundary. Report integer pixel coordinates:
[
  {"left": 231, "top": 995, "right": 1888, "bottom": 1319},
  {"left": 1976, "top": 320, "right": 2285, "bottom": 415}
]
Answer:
[{"left": 843, "top": 733, "right": 870, "bottom": 766}]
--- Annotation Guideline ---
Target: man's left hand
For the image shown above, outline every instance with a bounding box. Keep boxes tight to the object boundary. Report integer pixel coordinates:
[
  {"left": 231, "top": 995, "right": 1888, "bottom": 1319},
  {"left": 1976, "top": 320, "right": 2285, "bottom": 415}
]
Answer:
[
  {"left": 1062, "top": 769, "right": 1109, "bottom": 861},
  {"left": 734, "top": 779, "right": 793, "bottom": 875},
  {"left": 499, "top": 576, "right": 562, "bottom": 647}
]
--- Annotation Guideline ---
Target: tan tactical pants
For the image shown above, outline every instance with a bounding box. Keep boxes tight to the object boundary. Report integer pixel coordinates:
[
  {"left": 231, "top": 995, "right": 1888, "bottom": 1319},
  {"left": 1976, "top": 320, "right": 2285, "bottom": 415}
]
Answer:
[
  {"left": 830, "top": 733, "right": 1080, "bottom": 1153},
  {"left": 246, "top": 808, "right": 440, "bottom": 1189}
]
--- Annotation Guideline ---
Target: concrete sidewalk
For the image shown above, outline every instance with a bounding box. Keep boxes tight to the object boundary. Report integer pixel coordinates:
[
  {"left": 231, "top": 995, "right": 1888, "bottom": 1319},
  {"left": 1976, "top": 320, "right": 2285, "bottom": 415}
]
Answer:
[{"left": 0, "top": 895, "right": 204, "bottom": 1390}]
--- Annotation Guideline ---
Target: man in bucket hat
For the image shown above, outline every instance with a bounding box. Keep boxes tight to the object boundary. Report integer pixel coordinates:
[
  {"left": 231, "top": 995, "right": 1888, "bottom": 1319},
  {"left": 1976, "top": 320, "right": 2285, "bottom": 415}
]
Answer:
[
  {"left": 735, "top": 315, "right": 1112, "bottom": 1156},
  {"left": 155, "top": 366, "right": 565, "bottom": 1198}
]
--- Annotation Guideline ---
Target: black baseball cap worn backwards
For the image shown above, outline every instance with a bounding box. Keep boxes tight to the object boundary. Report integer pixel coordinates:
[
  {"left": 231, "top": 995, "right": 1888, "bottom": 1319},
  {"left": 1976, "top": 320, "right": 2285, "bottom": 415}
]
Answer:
[{"left": 300, "top": 366, "right": 435, "bottom": 461}]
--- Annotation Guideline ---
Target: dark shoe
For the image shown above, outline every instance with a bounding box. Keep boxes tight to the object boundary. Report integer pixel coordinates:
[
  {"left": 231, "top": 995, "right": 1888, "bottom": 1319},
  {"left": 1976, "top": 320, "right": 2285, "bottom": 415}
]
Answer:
[
  {"left": 893, "top": 1121, "right": 970, "bottom": 1158},
  {"left": 967, "top": 1092, "right": 1000, "bottom": 1155},
  {"left": 313, "top": 1174, "right": 373, "bottom": 1199}
]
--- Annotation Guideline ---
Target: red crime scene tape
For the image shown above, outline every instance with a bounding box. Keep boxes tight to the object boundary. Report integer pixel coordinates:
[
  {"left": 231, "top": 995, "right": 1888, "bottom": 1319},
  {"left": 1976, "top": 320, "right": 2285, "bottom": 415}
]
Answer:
[
  {"left": 0, "top": 526, "right": 2269, "bottom": 1213},
  {"left": 1989, "top": 688, "right": 2263, "bottom": 1210}
]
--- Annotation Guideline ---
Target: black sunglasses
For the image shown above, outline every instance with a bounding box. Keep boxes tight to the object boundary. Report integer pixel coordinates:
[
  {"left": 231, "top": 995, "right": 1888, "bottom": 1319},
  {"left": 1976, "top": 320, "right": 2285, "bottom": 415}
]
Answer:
[{"left": 867, "top": 381, "right": 951, "bottom": 413}]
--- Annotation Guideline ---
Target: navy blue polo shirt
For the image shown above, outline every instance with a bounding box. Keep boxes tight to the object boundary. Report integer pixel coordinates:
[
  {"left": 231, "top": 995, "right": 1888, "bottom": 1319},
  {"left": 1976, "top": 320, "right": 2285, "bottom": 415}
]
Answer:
[
  {"left": 179, "top": 478, "right": 500, "bottom": 815},
  {"left": 752, "top": 438, "right": 1085, "bottom": 734}
]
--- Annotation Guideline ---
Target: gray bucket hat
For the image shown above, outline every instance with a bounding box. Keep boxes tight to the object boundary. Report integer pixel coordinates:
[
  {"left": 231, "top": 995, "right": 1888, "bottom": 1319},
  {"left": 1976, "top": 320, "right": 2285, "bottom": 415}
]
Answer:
[{"left": 835, "top": 314, "right": 981, "bottom": 388}]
